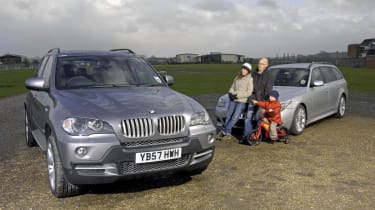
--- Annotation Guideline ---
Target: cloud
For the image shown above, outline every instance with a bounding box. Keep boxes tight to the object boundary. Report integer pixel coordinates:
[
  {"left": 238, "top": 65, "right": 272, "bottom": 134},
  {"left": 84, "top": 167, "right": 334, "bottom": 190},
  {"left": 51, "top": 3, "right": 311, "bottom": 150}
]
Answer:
[{"left": 0, "top": 0, "right": 374, "bottom": 58}]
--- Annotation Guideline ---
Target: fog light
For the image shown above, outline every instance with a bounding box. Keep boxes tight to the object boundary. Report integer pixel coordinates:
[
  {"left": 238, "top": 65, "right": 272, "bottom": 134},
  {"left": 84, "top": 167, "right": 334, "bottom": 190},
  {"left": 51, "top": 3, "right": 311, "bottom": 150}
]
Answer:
[
  {"left": 76, "top": 147, "right": 87, "bottom": 157},
  {"left": 208, "top": 133, "right": 215, "bottom": 143}
]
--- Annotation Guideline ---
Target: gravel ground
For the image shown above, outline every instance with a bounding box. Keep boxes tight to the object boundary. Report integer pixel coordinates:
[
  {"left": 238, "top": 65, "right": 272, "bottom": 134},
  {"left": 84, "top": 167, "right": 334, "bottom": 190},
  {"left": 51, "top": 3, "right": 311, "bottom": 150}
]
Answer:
[{"left": 0, "top": 92, "right": 374, "bottom": 209}]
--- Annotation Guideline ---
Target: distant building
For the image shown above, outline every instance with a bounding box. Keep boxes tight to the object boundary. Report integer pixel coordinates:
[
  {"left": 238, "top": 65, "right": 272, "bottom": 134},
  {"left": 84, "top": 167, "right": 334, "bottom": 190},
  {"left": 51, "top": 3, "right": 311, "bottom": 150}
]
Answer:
[
  {"left": 347, "top": 44, "right": 360, "bottom": 58},
  {"left": 359, "top": 38, "right": 375, "bottom": 57},
  {"left": 200, "top": 52, "right": 244, "bottom": 64},
  {"left": 147, "top": 56, "right": 169, "bottom": 65},
  {"left": 0, "top": 54, "right": 23, "bottom": 64},
  {"left": 176, "top": 53, "right": 200, "bottom": 63}
]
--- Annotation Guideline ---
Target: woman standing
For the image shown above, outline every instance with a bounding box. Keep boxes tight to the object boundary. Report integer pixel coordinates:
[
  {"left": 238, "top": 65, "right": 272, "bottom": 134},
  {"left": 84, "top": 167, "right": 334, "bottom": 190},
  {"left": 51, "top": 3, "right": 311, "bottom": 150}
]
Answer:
[{"left": 220, "top": 63, "right": 253, "bottom": 140}]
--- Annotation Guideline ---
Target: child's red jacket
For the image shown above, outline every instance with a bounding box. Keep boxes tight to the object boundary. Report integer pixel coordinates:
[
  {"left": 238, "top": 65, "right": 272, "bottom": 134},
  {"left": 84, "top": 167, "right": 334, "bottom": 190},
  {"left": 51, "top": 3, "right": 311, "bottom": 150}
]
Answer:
[{"left": 257, "top": 100, "right": 282, "bottom": 125}]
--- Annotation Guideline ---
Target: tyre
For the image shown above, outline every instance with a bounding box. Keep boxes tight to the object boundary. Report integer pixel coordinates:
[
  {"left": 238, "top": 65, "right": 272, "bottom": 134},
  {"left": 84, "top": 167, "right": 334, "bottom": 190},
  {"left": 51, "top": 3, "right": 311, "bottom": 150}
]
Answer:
[
  {"left": 278, "top": 128, "right": 289, "bottom": 144},
  {"left": 245, "top": 130, "right": 262, "bottom": 146},
  {"left": 290, "top": 105, "right": 306, "bottom": 135},
  {"left": 335, "top": 95, "right": 346, "bottom": 118},
  {"left": 190, "top": 166, "right": 208, "bottom": 176},
  {"left": 25, "top": 110, "right": 36, "bottom": 147},
  {"left": 47, "top": 133, "right": 81, "bottom": 198}
]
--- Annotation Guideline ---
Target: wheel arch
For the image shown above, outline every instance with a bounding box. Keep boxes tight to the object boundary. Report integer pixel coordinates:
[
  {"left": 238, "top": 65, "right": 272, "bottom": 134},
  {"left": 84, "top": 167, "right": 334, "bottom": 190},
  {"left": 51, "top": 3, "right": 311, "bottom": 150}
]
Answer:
[
  {"left": 290, "top": 103, "right": 307, "bottom": 135},
  {"left": 298, "top": 103, "right": 308, "bottom": 121}
]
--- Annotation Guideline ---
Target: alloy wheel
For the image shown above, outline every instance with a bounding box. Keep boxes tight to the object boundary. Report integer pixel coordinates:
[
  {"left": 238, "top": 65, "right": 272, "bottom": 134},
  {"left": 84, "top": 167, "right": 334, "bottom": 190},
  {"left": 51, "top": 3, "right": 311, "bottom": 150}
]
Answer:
[
  {"left": 295, "top": 107, "right": 306, "bottom": 133},
  {"left": 339, "top": 97, "right": 346, "bottom": 116},
  {"left": 47, "top": 142, "right": 56, "bottom": 191}
]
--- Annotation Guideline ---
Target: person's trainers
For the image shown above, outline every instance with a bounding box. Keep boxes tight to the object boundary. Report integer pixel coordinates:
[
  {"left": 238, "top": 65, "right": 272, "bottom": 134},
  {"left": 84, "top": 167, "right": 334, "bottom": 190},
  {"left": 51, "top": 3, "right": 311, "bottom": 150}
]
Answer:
[
  {"left": 216, "top": 131, "right": 224, "bottom": 140},
  {"left": 239, "top": 135, "right": 246, "bottom": 144},
  {"left": 222, "top": 135, "right": 232, "bottom": 141}
]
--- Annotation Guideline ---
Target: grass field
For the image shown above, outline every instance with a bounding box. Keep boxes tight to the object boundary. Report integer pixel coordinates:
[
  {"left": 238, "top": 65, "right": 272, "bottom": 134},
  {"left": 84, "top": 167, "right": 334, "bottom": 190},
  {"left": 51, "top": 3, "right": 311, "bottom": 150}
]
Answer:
[
  {"left": 156, "top": 64, "right": 375, "bottom": 95},
  {"left": 0, "top": 69, "right": 34, "bottom": 99},
  {"left": 0, "top": 64, "right": 374, "bottom": 99}
]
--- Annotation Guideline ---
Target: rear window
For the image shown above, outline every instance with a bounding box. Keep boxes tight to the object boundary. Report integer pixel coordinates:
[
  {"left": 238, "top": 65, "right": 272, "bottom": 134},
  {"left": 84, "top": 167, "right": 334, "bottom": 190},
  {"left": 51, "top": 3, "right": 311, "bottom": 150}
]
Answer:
[{"left": 270, "top": 68, "right": 310, "bottom": 87}]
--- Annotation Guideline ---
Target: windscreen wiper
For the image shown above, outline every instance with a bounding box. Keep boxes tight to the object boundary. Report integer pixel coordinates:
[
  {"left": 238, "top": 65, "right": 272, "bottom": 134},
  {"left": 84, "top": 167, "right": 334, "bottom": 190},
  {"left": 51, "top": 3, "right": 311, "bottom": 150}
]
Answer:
[{"left": 86, "top": 84, "right": 137, "bottom": 88}]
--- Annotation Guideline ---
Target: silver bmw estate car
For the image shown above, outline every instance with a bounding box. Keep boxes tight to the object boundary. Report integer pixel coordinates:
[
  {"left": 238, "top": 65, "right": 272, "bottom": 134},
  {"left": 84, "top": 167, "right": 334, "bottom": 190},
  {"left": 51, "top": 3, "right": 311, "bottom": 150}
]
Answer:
[
  {"left": 215, "top": 63, "right": 348, "bottom": 135},
  {"left": 24, "top": 48, "right": 216, "bottom": 197}
]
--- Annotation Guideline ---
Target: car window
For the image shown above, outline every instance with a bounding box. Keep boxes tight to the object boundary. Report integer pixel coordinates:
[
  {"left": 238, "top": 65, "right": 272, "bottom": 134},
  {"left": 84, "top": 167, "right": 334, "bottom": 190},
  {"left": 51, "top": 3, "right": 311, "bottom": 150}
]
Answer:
[
  {"left": 42, "top": 56, "right": 54, "bottom": 86},
  {"left": 127, "top": 58, "right": 162, "bottom": 85},
  {"left": 311, "top": 68, "right": 324, "bottom": 82},
  {"left": 320, "top": 67, "right": 338, "bottom": 83},
  {"left": 36, "top": 56, "right": 49, "bottom": 77},
  {"left": 330, "top": 67, "right": 343, "bottom": 80},
  {"left": 55, "top": 55, "right": 165, "bottom": 89},
  {"left": 270, "top": 68, "right": 310, "bottom": 87}
]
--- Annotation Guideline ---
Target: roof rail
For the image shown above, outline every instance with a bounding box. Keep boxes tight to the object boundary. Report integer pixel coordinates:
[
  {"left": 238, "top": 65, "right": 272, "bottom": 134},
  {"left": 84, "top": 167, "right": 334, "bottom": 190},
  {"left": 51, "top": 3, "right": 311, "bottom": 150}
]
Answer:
[
  {"left": 311, "top": 61, "right": 332, "bottom": 64},
  {"left": 110, "top": 49, "right": 135, "bottom": 54},
  {"left": 308, "top": 61, "right": 333, "bottom": 69},
  {"left": 48, "top": 48, "right": 60, "bottom": 53}
]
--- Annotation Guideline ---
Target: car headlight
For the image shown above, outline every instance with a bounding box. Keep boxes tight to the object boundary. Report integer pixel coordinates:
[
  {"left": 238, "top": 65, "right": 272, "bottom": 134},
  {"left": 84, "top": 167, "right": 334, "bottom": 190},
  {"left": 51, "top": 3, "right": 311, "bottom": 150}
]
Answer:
[
  {"left": 62, "top": 118, "right": 114, "bottom": 136},
  {"left": 281, "top": 100, "right": 292, "bottom": 111},
  {"left": 190, "top": 110, "right": 210, "bottom": 126}
]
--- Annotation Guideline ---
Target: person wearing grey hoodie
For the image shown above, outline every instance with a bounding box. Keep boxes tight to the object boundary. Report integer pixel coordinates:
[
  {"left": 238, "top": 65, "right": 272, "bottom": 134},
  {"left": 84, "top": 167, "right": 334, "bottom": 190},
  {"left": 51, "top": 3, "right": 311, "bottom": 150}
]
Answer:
[{"left": 220, "top": 63, "right": 253, "bottom": 140}]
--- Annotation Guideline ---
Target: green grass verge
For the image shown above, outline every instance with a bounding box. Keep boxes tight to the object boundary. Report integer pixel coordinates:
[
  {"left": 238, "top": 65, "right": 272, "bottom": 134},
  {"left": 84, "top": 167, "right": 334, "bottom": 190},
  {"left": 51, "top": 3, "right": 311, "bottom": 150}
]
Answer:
[
  {"left": 155, "top": 64, "right": 375, "bottom": 96},
  {"left": 0, "top": 65, "right": 374, "bottom": 99},
  {"left": 339, "top": 67, "right": 375, "bottom": 93},
  {"left": 0, "top": 69, "right": 35, "bottom": 99},
  {"left": 155, "top": 64, "right": 241, "bottom": 96}
]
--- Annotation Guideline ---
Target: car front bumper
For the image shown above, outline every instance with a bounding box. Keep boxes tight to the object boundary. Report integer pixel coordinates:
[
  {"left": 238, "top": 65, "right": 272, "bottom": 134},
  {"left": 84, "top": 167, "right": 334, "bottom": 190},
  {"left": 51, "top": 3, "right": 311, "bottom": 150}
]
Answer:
[
  {"left": 64, "top": 139, "right": 214, "bottom": 184},
  {"left": 56, "top": 124, "right": 216, "bottom": 185}
]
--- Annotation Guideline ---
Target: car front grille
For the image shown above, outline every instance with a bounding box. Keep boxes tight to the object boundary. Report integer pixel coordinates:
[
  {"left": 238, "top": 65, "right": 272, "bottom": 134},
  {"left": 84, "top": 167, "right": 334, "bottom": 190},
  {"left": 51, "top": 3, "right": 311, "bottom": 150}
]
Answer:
[
  {"left": 121, "top": 115, "right": 185, "bottom": 138},
  {"left": 121, "top": 118, "right": 155, "bottom": 138},
  {"left": 120, "top": 154, "right": 190, "bottom": 175},
  {"left": 158, "top": 115, "right": 185, "bottom": 135},
  {"left": 122, "top": 137, "right": 188, "bottom": 148}
]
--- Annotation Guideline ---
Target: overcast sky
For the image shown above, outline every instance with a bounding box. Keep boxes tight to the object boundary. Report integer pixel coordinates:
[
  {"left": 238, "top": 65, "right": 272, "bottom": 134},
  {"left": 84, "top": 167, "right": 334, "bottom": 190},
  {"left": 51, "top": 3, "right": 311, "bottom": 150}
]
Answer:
[{"left": 1, "top": 0, "right": 374, "bottom": 58}]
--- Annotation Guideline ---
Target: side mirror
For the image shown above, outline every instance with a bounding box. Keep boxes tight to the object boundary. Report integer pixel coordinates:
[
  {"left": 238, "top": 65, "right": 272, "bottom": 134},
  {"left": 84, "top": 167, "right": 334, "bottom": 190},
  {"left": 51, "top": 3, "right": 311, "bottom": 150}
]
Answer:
[
  {"left": 311, "top": 80, "right": 324, "bottom": 87},
  {"left": 163, "top": 75, "right": 174, "bottom": 86},
  {"left": 25, "top": 77, "right": 48, "bottom": 91}
]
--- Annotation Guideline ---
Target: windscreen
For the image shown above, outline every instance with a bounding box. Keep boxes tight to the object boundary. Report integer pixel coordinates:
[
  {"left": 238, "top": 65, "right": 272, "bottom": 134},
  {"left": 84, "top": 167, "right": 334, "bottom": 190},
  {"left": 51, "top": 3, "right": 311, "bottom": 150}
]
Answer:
[
  {"left": 270, "top": 68, "right": 310, "bottom": 87},
  {"left": 55, "top": 55, "right": 165, "bottom": 89}
]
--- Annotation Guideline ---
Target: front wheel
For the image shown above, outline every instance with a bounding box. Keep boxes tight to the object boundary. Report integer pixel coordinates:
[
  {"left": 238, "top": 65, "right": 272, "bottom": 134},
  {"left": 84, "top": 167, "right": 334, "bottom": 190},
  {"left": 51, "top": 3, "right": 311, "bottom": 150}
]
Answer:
[
  {"left": 245, "top": 130, "right": 262, "bottom": 146},
  {"left": 290, "top": 105, "right": 306, "bottom": 135},
  {"left": 47, "top": 133, "right": 81, "bottom": 198},
  {"left": 25, "top": 111, "right": 36, "bottom": 147},
  {"left": 189, "top": 166, "right": 208, "bottom": 176},
  {"left": 335, "top": 95, "right": 346, "bottom": 118}
]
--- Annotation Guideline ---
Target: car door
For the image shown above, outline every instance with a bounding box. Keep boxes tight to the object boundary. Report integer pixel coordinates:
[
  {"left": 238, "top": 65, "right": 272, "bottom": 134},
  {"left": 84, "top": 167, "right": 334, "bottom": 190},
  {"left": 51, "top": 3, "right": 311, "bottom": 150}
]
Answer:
[
  {"left": 308, "top": 67, "right": 329, "bottom": 119},
  {"left": 28, "top": 56, "right": 49, "bottom": 130},
  {"left": 31, "top": 55, "right": 54, "bottom": 131},
  {"left": 320, "top": 67, "right": 341, "bottom": 112}
]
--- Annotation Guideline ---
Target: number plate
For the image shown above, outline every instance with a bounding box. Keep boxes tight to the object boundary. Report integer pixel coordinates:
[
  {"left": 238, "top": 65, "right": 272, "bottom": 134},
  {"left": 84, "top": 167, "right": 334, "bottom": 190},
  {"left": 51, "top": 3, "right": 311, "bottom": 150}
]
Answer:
[{"left": 135, "top": 148, "right": 182, "bottom": 164}]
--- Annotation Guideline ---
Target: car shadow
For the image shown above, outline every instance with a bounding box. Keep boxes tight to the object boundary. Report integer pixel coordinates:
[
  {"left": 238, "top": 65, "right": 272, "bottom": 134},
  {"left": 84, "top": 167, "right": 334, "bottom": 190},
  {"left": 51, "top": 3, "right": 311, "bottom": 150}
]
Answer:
[{"left": 85, "top": 173, "right": 192, "bottom": 195}]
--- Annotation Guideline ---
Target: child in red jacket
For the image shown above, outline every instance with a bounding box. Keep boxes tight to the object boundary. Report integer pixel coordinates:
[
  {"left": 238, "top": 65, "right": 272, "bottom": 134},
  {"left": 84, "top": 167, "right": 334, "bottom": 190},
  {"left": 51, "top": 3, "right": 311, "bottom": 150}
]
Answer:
[{"left": 252, "top": 90, "right": 282, "bottom": 141}]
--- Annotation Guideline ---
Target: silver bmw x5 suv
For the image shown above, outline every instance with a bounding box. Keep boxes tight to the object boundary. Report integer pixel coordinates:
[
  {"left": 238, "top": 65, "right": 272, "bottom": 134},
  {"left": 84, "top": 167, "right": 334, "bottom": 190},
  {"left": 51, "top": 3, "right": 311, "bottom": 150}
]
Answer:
[{"left": 24, "top": 48, "right": 216, "bottom": 198}]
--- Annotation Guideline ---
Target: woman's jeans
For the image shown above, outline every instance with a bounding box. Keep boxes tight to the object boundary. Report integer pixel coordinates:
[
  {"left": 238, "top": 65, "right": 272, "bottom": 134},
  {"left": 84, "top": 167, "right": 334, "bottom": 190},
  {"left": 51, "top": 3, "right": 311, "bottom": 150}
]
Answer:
[{"left": 222, "top": 101, "right": 246, "bottom": 134}]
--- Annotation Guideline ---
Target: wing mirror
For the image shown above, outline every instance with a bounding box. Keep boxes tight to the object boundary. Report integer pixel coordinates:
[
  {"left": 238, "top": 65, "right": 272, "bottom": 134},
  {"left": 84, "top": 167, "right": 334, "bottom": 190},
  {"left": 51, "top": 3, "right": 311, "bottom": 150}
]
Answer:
[
  {"left": 25, "top": 77, "right": 48, "bottom": 91},
  {"left": 163, "top": 75, "right": 174, "bottom": 86},
  {"left": 312, "top": 80, "right": 324, "bottom": 87}
]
